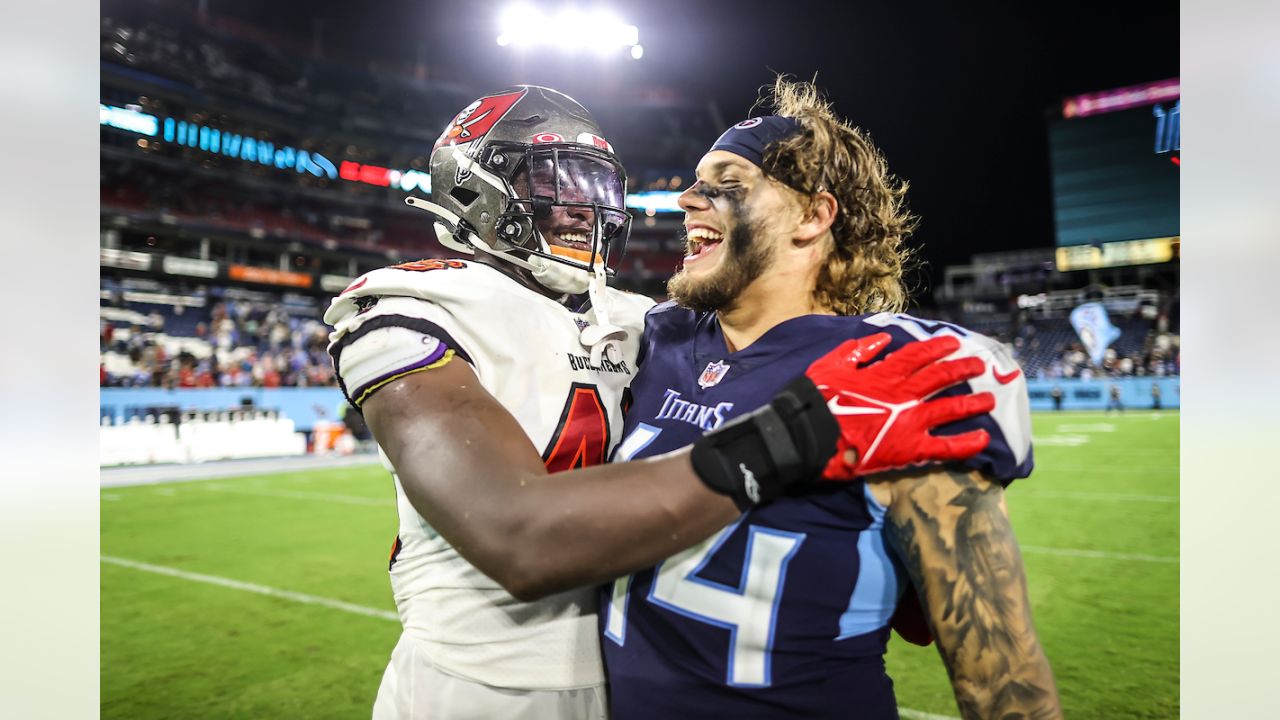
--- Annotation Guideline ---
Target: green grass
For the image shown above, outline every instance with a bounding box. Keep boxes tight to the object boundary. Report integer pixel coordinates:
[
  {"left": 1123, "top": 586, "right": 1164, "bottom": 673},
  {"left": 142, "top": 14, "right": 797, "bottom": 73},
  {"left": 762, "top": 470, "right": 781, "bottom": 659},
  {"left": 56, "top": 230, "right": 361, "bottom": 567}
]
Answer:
[
  {"left": 887, "top": 411, "right": 1179, "bottom": 718},
  {"left": 102, "top": 411, "right": 1179, "bottom": 718}
]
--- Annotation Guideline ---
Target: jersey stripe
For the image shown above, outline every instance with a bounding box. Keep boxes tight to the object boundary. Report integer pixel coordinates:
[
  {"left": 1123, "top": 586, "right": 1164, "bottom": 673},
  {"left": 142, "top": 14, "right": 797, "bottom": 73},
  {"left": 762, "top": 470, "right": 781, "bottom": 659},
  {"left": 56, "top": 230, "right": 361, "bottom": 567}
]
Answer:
[
  {"left": 836, "top": 485, "right": 900, "bottom": 640},
  {"left": 329, "top": 314, "right": 473, "bottom": 407},
  {"left": 351, "top": 349, "right": 456, "bottom": 409}
]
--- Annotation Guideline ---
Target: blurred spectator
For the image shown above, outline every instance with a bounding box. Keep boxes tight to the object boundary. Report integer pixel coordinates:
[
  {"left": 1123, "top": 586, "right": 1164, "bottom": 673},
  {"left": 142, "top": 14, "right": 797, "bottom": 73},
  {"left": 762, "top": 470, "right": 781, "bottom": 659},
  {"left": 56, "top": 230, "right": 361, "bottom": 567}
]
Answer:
[
  {"left": 1106, "top": 385, "right": 1124, "bottom": 414},
  {"left": 99, "top": 286, "right": 338, "bottom": 389}
]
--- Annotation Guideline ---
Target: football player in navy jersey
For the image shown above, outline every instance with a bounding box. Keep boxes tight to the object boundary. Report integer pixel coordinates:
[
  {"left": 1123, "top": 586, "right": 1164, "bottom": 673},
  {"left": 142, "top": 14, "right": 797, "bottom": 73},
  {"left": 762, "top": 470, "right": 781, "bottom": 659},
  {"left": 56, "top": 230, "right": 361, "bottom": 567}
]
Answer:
[{"left": 597, "top": 78, "right": 1061, "bottom": 719}]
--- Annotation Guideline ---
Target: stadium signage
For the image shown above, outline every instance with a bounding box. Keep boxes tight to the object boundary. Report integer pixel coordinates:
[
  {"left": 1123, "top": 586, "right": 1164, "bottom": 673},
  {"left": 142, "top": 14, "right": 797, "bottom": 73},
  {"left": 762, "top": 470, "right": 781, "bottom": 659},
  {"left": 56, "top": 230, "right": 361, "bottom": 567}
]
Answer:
[
  {"left": 100, "top": 247, "right": 153, "bottom": 271},
  {"left": 1055, "top": 236, "right": 1178, "bottom": 271},
  {"left": 1152, "top": 101, "right": 1180, "bottom": 154},
  {"left": 1061, "top": 79, "right": 1179, "bottom": 119},
  {"left": 228, "top": 264, "right": 313, "bottom": 288},
  {"left": 100, "top": 103, "right": 678, "bottom": 211},
  {"left": 161, "top": 117, "right": 338, "bottom": 179},
  {"left": 162, "top": 256, "right": 219, "bottom": 279},
  {"left": 625, "top": 190, "right": 682, "bottom": 213},
  {"left": 100, "top": 104, "right": 158, "bottom": 136}
]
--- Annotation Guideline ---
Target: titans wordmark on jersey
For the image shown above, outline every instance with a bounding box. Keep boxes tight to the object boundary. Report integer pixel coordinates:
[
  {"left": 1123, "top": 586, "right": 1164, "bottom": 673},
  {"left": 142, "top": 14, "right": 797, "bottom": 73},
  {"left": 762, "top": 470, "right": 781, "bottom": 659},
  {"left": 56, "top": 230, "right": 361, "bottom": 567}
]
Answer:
[
  {"left": 325, "top": 260, "right": 653, "bottom": 691},
  {"left": 601, "top": 302, "right": 1032, "bottom": 719}
]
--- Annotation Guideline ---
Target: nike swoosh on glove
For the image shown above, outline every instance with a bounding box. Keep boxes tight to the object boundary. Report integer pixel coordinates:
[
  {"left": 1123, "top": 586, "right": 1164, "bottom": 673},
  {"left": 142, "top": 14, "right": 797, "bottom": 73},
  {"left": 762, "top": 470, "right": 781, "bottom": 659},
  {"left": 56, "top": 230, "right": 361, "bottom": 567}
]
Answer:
[{"left": 805, "top": 333, "right": 995, "bottom": 479}]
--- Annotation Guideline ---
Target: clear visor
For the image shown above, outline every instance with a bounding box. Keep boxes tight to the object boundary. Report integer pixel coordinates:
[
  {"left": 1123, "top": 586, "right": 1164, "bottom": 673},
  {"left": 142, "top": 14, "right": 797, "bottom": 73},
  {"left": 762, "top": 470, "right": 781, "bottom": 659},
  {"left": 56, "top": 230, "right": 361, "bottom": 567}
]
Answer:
[
  {"left": 515, "top": 150, "right": 626, "bottom": 209},
  {"left": 509, "top": 149, "right": 630, "bottom": 264}
]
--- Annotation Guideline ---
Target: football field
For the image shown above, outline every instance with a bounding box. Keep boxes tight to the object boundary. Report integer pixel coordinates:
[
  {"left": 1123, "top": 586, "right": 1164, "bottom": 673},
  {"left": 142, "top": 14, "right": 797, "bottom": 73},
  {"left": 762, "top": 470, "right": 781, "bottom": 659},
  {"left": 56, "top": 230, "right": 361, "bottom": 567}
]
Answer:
[{"left": 101, "top": 411, "right": 1179, "bottom": 718}]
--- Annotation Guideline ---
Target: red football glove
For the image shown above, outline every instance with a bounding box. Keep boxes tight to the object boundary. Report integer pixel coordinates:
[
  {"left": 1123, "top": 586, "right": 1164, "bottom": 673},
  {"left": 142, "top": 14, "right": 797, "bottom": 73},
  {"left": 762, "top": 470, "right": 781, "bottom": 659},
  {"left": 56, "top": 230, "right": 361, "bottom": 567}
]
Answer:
[{"left": 805, "top": 333, "right": 994, "bottom": 479}]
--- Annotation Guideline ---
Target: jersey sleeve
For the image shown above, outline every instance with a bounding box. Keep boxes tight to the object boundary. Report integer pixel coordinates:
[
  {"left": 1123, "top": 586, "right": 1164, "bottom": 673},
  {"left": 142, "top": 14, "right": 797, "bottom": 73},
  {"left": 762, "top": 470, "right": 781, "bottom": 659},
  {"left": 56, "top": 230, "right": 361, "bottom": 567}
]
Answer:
[
  {"left": 861, "top": 313, "right": 1034, "bottom": 485},
  {"left": 327, "top": 302, "right": 468, "bottom": 409},
  {"left": 324, "top": 269, "right": 478, "bottom": 410},
  {"left": 636, "top": 300, "right": 691, "bottom": 371}
]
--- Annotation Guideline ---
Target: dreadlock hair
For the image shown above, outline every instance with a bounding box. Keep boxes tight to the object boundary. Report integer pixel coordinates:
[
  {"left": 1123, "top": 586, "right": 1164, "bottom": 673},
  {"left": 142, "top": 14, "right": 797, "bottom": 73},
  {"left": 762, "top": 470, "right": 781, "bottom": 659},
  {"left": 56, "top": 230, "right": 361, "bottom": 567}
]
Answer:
[{"left": 756, "top": 76, "right": 917, "bottom": 314}]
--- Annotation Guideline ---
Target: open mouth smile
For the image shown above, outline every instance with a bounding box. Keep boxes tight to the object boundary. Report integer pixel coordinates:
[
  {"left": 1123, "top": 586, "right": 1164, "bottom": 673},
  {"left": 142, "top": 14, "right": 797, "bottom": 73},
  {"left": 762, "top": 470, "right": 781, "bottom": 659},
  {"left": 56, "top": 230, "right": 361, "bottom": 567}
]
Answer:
[{"left": 684, "top": 226, "right": 724, "bottom": 263}]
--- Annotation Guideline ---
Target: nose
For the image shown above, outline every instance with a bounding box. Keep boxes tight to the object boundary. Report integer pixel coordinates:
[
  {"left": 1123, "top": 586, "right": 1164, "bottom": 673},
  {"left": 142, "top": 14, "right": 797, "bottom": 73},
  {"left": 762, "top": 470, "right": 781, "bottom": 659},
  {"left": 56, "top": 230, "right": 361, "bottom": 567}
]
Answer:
[
  {"left": 563, "top": 204, "right": 594, "bottom": 223},
  {"left": 678, "top": 183, "right": 710, "bottom": 213}
]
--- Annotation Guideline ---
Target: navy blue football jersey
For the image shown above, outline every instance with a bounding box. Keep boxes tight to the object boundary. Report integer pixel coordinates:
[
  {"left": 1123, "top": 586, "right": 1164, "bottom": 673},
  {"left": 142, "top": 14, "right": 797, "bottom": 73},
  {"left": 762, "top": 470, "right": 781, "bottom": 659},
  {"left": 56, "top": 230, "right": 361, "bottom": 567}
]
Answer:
[{"left": 601, "top": 303, "right": 1033, "bottom": 719}]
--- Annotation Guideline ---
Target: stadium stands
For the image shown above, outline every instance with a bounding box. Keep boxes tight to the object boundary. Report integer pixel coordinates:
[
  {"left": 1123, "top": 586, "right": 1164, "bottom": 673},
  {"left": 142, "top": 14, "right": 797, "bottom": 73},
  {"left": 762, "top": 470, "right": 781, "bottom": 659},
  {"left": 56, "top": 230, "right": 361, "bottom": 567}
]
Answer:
[
  {"left": 99, "top": 0, "right": 1179, "bottom": 465},
  {"left": 100, "top": 278, "right": 337, "bottom": 389}
]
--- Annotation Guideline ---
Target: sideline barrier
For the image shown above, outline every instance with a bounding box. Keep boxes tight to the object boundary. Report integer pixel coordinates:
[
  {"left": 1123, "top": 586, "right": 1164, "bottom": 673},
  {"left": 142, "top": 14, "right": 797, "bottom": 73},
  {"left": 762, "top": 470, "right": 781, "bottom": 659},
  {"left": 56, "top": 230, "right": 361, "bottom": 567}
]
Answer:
[
  {"left": 99, "top": 411, "right": 307, "bottom": 466},
  {"left": 1024, "top": 376, "right": 1180, "bottom": 411},
  {"left": 99, "top": 387, "right": 346, "bottom": 432}
]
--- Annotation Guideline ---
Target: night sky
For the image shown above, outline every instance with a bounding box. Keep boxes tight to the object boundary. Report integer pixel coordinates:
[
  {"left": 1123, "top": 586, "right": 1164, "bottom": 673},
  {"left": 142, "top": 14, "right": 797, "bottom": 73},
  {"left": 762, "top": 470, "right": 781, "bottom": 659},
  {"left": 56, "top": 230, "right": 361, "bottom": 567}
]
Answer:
[{"left": 193, "top": 0, "right": 1179, "bottom": 274}]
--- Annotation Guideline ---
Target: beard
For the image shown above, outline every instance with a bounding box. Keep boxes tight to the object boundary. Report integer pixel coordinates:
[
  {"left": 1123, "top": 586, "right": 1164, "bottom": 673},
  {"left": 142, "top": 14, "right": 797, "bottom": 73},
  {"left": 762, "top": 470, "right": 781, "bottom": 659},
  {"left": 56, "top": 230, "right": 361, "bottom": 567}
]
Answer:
[{"left": 666, "top": 218, "right": 774, "bottom": 313}]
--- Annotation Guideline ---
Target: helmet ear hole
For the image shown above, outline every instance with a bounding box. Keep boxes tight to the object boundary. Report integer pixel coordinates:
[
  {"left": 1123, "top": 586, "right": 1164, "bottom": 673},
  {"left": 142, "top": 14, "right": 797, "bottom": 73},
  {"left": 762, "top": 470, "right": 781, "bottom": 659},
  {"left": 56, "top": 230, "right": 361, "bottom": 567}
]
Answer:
[
  {"left": 495, "top": 215, "right": 531, "bottom": 247},
  {"left": 450, "top": 187, "right": 480, "bottom": 207}
]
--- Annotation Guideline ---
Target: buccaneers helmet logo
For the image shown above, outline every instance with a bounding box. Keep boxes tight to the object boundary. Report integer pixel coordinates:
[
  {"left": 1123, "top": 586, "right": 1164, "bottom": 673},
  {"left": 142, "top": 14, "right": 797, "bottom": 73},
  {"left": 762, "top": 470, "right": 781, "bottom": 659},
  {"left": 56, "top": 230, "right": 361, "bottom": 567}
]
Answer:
[{"left": 434, "top": 89, "right": 527, "bottom": 151}]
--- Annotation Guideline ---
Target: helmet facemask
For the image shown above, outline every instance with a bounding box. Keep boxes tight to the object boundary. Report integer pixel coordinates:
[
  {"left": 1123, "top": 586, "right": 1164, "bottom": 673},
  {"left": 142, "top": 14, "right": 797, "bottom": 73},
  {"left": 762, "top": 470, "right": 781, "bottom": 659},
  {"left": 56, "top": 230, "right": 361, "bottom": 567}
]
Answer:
[{"left": 485, "top": 142, "right": 631, "bottom": 295}]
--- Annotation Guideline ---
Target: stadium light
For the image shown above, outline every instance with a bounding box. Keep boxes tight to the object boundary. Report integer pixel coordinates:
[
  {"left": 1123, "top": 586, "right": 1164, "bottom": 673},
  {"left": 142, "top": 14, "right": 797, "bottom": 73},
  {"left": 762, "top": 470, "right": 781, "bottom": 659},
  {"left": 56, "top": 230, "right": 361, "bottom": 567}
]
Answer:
[{"left": 497, "top": 4, "right": 642, "bottom": 58}]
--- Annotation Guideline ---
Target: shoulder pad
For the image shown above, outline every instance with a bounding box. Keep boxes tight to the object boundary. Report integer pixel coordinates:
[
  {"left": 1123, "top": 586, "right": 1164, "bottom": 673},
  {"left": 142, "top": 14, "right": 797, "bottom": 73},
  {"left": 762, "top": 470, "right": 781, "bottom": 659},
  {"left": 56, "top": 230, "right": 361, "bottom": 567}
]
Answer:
[
  {"left": 602, "top": 288, "right": 658, "bottom": 325},
  {"left": 861, "top": 312, "right": 1034, "bottom": 483},
  {"left": 324, "top": 260, "right": 534, "bottom": 331},
  {"left": 647, "top": 299, "right": 685, "bottom": 317}
]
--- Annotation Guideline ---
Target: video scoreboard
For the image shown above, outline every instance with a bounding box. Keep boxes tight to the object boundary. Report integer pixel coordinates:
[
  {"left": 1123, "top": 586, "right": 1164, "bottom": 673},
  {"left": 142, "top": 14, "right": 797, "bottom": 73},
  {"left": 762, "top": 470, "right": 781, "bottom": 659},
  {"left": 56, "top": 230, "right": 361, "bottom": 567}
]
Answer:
[{"left": 1048, "top": 79, "right": 1179, "bottom": 271}]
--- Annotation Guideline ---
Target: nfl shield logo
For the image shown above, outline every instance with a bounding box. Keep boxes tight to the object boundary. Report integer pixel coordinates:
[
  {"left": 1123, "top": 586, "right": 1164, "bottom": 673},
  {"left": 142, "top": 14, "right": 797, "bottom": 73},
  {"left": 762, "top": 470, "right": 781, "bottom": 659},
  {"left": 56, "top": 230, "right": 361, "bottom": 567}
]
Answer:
[{"left": 698, "top": 360, "right": 731, "bottom": 389}]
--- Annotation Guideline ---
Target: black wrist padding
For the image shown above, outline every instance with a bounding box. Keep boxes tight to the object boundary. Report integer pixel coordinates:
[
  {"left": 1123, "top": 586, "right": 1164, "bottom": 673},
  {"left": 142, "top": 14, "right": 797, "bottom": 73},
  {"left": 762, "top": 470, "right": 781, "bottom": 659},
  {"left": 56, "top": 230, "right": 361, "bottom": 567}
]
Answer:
[{"left": 690, "top": 376, "right": 839, "bottom": 510}]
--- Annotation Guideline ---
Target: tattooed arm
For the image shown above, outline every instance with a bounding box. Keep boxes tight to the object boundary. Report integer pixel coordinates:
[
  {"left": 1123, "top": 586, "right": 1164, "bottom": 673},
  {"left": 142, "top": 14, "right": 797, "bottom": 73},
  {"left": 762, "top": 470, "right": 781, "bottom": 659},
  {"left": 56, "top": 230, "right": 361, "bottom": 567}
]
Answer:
[{"left": 873, "top": 468, "right": 1063, "bottom": 720}]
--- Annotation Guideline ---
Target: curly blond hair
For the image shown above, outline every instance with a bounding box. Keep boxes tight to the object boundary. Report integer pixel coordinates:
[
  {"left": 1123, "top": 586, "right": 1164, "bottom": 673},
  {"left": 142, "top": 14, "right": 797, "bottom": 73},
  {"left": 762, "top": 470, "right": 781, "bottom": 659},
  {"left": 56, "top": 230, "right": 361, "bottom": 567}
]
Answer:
[{"left": 755, "top": 76, "right": 917, "bottom": 314}]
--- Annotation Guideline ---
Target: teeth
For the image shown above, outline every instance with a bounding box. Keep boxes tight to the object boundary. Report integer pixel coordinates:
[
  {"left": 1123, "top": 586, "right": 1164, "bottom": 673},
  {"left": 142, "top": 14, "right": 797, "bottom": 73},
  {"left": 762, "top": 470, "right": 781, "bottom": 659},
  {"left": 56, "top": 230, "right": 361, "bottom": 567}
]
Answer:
[
  {"left": 558, "top": 232, "right": 589, "bottom": 245},
  {"left": 687, "top": 227, "right": 724, "bottom": 242}
]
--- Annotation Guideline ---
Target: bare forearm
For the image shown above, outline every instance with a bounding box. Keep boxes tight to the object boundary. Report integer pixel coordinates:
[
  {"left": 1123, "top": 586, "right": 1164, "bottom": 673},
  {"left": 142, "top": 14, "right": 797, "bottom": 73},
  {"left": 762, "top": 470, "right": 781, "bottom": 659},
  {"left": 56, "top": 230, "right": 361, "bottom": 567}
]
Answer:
[
  {"left": 483, "top": 450, "right": 737, "bottom": 597},
  {"left": 882, "top": 469, "right": 1062, "bottom": 719},
  {"left": 366, "top": 374, "right": 738, "bottom": 599},
  {"left": 399, "top": 441, "right": 735, "bottom": 597}
]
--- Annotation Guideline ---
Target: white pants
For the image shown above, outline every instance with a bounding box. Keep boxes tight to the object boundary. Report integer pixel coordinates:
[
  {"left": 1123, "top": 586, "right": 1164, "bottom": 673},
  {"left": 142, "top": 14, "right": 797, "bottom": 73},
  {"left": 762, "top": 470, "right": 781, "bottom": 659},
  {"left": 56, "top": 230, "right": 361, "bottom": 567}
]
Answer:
[{"left": 372, "top": 634, "right": 609, "bottom": 720}]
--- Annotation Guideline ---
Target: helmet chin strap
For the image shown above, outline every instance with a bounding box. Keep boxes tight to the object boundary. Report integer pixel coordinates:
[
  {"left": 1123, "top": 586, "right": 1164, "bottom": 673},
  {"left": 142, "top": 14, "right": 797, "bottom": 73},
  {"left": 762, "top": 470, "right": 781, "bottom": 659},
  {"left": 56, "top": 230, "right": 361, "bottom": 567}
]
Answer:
[
  {"left": 579, "top": 262, "right": 626, "bottom": 366},
  {"left": 480, "top": 239, "right": 624, "bottom": 364},
  {"left": 407, "top": 196, "right": 593, "bottom": 295},
  {"left": 406, "top": 195, "right": 623, "bottom": 362}
]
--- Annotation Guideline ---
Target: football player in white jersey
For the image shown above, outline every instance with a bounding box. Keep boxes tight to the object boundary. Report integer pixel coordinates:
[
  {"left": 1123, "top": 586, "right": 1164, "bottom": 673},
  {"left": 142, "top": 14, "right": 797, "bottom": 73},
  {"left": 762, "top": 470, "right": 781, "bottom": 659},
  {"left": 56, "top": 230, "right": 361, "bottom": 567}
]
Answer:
[{"left": 327, "top": 86, "right": 1002, "bottom": 719}]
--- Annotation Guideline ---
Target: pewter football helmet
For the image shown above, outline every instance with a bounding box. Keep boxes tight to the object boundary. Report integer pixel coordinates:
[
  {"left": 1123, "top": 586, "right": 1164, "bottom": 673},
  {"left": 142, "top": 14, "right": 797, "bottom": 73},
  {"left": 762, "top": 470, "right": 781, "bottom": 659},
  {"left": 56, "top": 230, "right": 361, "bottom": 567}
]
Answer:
[{"left": 407, "top": 86, "right": 631, "bottom": 294}]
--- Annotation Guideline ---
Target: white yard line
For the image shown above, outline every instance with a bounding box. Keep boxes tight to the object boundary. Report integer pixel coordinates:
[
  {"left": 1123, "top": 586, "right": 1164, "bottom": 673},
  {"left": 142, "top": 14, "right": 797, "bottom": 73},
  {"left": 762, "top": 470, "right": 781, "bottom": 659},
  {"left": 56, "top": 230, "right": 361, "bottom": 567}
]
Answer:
[
  {"left": 101, "top": 454, "right": 384, "bottom": 488},
  {"left": 101, "top": 555, "right": 398, "bottom": 621},
  {"left": 102, "top": 555, "right": 958, "bottom": 719},
  {"left": 1055, "top": 423, "right": 1116, "bottom": 432},
  {"left": 899, "top": 710, "right": 960, "bottom": 720},
  {"left": 200, "top": 485, "right": 394, "bottom": 507},
  {"left": 1033, "top": 411, "right": 1177, "bottom": 418},
  {"left": 1014, "top": 490, "right": 1178, "bottom": 503},
  {"left": 1020, "top": 545, "right": 1177, "bottom": 564},
  {"left": 1032, "top": 434, "right": 1090, "bottom": 446},
  {"left": 1034, "top": 463, "right": 1177, "bottom": 474}
]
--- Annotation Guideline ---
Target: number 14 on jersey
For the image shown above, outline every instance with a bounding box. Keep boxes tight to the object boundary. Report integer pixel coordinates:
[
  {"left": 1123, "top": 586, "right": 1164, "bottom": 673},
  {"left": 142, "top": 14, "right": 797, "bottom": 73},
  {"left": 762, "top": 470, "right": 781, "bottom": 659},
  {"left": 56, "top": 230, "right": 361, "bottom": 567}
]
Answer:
[{"left": 605, "top": 425, "right": 806, "bottom": 688}]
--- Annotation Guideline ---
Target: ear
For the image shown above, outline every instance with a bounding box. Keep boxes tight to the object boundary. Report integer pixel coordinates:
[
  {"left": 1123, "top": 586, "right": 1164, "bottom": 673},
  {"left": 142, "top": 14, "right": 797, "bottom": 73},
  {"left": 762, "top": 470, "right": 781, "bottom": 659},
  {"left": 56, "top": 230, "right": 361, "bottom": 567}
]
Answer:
[{"left": 793, "top": 191, "right": 837, "bottom": 245}]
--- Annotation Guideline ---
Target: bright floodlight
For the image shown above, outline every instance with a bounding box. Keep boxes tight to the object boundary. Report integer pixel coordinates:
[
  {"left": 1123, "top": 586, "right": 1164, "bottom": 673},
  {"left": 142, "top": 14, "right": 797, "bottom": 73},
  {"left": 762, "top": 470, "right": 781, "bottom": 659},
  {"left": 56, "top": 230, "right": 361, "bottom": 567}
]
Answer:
[{"left": 498, "top": 4, "right": 641, "bottom": 57}]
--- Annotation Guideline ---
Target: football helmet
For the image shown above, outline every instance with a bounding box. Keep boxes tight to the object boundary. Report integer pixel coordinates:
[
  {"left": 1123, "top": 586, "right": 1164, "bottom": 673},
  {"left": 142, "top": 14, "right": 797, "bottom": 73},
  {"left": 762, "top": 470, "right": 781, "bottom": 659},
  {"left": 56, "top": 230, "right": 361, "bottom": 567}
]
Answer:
[{"left": 407, "top": 86, "right": 631, "bottom": 295}]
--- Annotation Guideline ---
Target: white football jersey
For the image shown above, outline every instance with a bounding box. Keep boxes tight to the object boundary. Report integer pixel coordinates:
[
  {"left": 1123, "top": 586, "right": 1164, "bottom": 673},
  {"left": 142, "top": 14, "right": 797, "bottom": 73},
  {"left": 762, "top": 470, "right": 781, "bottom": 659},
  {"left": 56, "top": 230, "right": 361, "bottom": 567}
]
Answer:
[{"left": 325, "top": 259, "right": 654, "bottom": 690}]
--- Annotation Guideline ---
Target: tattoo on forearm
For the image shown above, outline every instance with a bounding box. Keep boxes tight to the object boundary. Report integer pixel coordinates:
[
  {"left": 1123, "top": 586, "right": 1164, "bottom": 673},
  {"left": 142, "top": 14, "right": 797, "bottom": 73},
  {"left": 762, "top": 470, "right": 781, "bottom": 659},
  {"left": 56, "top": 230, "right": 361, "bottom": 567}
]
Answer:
[{"left": 884, "top": 469, "right": 1062, "bottom": 720}]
